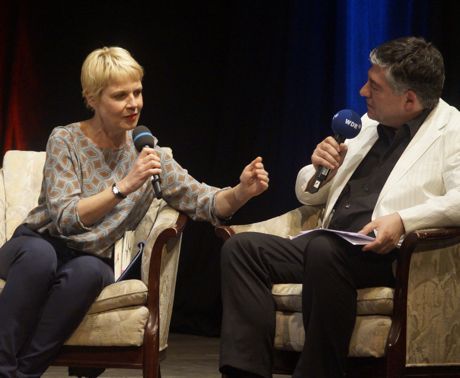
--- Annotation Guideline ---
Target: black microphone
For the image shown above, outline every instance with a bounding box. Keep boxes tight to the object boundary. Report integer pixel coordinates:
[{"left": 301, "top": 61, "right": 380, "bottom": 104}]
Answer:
[
  {"left": 132, "top": 126, "right": 162, "bottom": 199},
  {"left": 308, "top": 109, "right": 362, "bottom": 193}
]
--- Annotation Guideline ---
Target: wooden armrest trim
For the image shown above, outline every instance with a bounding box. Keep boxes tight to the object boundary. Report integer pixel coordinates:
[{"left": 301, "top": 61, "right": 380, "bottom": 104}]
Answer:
[
  {"left": 215, "top": 225, "right": 234, "bottom": 241},
  {"left": 144, "top": 212, "right": 187, "bottom": 352},
  {"left": 413, "top": 227, "right": 460, "bottom": 240},
  {"left": 401, "top": 227, "right": 460, "bottom": 253}
]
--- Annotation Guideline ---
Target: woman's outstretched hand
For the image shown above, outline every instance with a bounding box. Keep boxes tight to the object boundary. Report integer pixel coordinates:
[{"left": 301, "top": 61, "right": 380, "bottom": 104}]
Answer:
[
  {"left": 235, "top": 156, "right": 269, "bottom": 201},
  {"left": 214, "top": 156, "right": 269, "bottom": 219}
]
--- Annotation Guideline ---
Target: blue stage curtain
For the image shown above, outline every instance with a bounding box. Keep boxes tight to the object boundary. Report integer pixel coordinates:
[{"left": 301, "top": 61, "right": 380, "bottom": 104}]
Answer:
[
  {"left": 258, "top": 0, "right": 431, "bottom": 220},
  {"left": 335, "top": 0, "right": 430, "bottom": 114}
]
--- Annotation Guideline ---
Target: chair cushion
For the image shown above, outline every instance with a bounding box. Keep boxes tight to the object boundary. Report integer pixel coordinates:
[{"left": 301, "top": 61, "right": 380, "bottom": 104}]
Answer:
[
  {"left": 272, "top": 283, "right": 394, "bottom": 315},
  {"left": 65, "top": 306, "right": 149, "bottom": 347},
  {"left": 0, "top": 279, "right": 147, "bottom": 313},
  {"left": 355, "top": 287, "right": 394, "bottom": 315},
  {"left": 348, "top": 315, "right": 392, "bottom": 357},
  {"left": 0, "top": 278, "right": 149, "bottom": 347},
  {"left": 87, "top": 279, "right": 148, "bottom": 315},
  {"left": 274, "top": 311, "right": 391, "bottom": 358}
]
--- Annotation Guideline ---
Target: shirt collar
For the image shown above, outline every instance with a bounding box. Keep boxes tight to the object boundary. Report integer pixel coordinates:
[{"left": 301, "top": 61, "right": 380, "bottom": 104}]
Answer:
[
  {"left": 405, "top": 108, "right": 431, "bottom": 138},
  {"left": 378, "top": 107, "right": 431, "bottom": 141}
]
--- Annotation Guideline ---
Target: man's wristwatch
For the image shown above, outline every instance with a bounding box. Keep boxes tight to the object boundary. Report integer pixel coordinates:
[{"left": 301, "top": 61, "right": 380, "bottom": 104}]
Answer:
[{"left": 112, "top": 182, "right": 127, "bottom": 199}]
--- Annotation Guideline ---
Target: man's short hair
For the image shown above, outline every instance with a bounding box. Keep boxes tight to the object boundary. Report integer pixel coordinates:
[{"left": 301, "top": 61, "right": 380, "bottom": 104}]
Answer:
[{"left": 370, "top": 36, "right": 445, "bottom": 109}]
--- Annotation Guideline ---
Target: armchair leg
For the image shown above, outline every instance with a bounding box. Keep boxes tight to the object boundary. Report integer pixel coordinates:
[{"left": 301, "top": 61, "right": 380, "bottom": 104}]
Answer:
[{"left": 68, "top": 367, "right": 105, "bottom": 378}]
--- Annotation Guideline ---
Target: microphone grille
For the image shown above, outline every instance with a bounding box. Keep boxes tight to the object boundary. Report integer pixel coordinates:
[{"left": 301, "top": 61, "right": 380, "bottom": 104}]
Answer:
[
  {"left": 331, "top": 109, "right": 362, "bottom": 139},
  {"left": 133, "top": 126, "right": 155, "bottom": 151}
]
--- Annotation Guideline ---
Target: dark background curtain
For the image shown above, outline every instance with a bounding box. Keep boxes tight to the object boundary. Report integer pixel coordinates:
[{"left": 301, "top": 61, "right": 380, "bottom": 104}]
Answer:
[{"left": 1, "top": 0, "right": 460, "bottom": 336}]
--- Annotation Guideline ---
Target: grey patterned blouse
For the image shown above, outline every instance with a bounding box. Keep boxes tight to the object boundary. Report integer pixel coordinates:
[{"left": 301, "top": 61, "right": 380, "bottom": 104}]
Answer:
[{"left": 24, "top": 123, "right": 224, "bottom": 258}]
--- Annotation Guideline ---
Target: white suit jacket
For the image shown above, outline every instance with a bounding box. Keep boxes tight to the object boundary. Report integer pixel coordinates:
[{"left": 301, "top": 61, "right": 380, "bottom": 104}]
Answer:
[{"left": 296, "top": 99, "right": 460, "bottom": 234}]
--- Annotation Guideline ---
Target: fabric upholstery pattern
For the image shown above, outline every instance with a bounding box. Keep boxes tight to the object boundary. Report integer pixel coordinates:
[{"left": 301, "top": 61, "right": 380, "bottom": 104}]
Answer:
[
  {"left": 3, "top": 151, "right": 46, "bottom": 241},
  {"left": 230, "top": 205, "right": 322, "bottom": 238},
  {"left": 64, "top": 306, "right": 149, "bottom": 346},
  {"left": 356, "top": 287, "right": 394, "bottom": 315},
  {"left": 348, "top": 316, "right": 392, "bottom": 357},
  {"left": 87, "top": 279, "right": 148, "bottom": 315},
  {"left": 0, "top": 168, "right": 5, "bottom": 246},
  {"left": 272, "top": 284, "right": 394, "bottom": 315},
  {"left": 274, "top": 311, "right": 391, "bottom": 358},
  {"left": 406, "top": 245, "right": 460, "bottom": 366},
  {"left": 141, "top": 204, "right": 182, "bottom": 350}
]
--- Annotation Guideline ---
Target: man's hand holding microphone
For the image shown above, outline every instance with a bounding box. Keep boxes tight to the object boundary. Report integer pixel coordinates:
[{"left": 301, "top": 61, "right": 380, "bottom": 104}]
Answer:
[{"left": 307, "top": 109, "right": 362, "bottom": 193}]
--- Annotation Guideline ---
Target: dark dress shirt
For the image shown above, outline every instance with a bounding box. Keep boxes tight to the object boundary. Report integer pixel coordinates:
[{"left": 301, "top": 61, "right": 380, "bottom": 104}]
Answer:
[{"left": 328, "top": 109, "right": 430, "bottom": 234}]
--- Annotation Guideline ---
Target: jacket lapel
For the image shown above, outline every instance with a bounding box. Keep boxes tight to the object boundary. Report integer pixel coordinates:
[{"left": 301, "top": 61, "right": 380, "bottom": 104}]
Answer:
[{"left": 376, "top": 100, "right": 448, "bottom": 203}]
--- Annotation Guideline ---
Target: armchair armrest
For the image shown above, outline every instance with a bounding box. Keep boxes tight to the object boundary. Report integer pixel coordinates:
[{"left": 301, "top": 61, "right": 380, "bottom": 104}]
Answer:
[
  {"left": 387, "top": 226, "right": 460, "bottom": 370},
  {"left": 145, "top": 206, "right": 187, "bottom": 295},
  {"left": 396, "top": 227, "right": 460, "bottom": 296},
  {"left": 0, "top": 167, "right": 6, "bottom": 246},
  {"left": 141, "top": 203, "right": 187, "bottom": 354},
  {"left": 215, "top": 205, "right": 323, "bottom": 241},
  {"left": 395, "top": 226, "right": 460, "bottom": 307}
]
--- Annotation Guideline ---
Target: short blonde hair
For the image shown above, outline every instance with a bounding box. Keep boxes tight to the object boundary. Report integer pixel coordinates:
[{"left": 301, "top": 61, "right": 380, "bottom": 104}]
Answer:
[{"left": 81, "top": 46, "right": 144, "bottom": 107}]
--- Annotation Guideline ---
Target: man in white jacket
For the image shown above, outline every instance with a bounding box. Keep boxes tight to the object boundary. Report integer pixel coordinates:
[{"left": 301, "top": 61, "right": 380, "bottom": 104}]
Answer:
[{"left": 219, "top": 36, "right": 460, "bottom": 378}]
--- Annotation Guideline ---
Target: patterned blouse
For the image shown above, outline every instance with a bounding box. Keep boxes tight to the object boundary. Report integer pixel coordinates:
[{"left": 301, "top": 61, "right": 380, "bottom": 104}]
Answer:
[{"left": 24, "top": 123, "right": 224, "bottom": 258}]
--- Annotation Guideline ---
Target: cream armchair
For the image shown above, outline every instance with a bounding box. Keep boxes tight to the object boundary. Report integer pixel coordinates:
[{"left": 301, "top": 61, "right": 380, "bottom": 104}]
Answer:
[
  {"left": 216, "top": 206, "right": 460, "bottom": 377},
  {"left": 0, "top": 150, "right": 187, "bottom": 378}
]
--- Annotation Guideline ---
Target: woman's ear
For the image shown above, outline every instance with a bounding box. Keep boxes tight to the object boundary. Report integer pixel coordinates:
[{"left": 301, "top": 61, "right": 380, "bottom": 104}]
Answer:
[{"left": 85, "top": 94, "right": 96, "bottom": 110}]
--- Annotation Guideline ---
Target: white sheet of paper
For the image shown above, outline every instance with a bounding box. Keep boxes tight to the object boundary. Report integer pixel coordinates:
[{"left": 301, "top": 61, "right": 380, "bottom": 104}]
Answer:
[{"left": 291, "top": 228, "right": 375, "bottom": 245}]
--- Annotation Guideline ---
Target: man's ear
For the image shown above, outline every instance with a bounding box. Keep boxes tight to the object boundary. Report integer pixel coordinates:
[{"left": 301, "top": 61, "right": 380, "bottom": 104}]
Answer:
[{"left": 404, "top": 90, "right": 422, "bottom": 112}]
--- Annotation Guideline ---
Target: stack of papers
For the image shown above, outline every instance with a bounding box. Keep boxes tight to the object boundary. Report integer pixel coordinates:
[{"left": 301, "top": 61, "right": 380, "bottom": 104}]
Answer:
[{"left": 291, "top": 229, "right": 375, "bottom": 245}]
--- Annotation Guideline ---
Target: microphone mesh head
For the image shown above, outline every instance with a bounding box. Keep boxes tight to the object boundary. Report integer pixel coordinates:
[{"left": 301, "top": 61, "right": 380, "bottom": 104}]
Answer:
[
  {"left": 331, "top": 109, "right": 362, "bottom": 139},
  {"left": 133, "top": 126, "right": 155, "bottom": 151}
]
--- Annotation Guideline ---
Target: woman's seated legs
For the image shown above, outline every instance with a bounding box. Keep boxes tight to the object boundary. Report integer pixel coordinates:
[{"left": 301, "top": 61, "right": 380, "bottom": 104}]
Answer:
[{"left": 17, "top": 254, "right": 114, "bottom": 376}]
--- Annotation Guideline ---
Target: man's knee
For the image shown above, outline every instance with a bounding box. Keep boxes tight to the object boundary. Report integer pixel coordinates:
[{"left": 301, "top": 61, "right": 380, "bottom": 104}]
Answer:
[
  {"left": 221, "top": 233, "right": 261, "bottom": 269},
  {"left": 303, "top": 234, "right": 343, "bottom": 273}
]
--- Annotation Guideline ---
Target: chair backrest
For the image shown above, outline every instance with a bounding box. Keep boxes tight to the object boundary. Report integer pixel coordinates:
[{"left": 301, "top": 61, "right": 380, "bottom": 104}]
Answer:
[{"left": 0, "top": 150, "right": 46, "bottom": 245}]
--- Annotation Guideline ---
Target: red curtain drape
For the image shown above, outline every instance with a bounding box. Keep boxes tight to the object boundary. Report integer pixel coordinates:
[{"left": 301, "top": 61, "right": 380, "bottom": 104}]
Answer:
[{"left": 1, "top": 1, "right": 41, "bottom": 155}]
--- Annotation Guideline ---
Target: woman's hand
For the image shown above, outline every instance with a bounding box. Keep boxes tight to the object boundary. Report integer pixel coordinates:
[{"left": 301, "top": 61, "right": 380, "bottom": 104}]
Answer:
[
  {"left": 234, "top": 156, "right": 269, "bottom": 202},
  {"left": 77, "top": 147, "right": 161, "bottom": 226},
  {"left": 214, "top": 156, "right": 269, "bottom": 219},
  {"left": 118, "top": 147, "right": 162, "bottom": 195}
]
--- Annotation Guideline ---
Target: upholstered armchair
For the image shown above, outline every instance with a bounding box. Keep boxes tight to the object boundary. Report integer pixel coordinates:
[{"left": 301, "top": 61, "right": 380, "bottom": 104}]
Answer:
[
  {"left": 0, "top": 150, "right": 187, "bottom": 378},
  {"left": 216, "top": 206, "right": 460, "bottom": 377}
]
